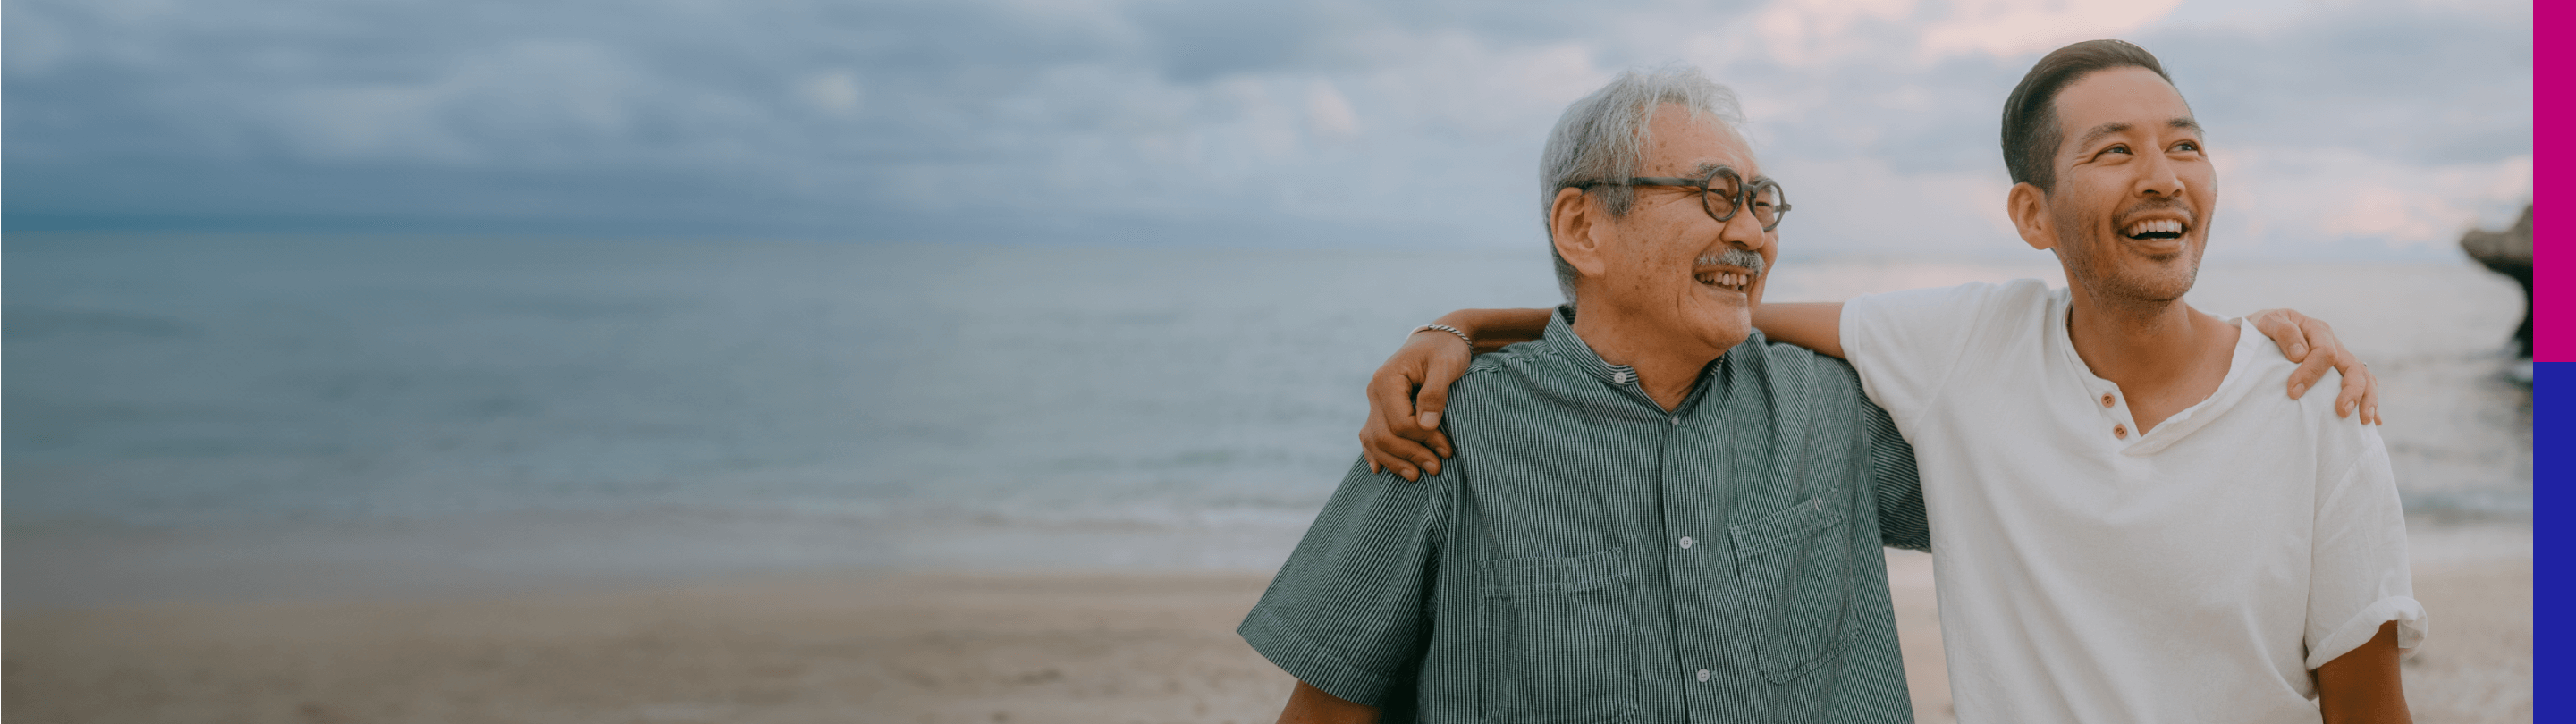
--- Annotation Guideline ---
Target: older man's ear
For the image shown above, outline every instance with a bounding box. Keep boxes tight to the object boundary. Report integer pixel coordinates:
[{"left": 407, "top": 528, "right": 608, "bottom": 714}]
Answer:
[{"left": 1550, "top": 187, "right": 1611, "bottom": 279}]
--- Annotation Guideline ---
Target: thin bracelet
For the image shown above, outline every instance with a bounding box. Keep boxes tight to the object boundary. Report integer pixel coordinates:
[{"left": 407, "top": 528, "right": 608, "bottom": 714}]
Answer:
[{"left": 1412, "top": 324, "right": 1474, "bottom": 348}]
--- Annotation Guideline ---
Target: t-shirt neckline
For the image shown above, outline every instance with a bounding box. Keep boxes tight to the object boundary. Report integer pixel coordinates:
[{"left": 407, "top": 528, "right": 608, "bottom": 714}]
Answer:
[{"left": 2045, "top": 289, "right": 2265, "bottom": 455}]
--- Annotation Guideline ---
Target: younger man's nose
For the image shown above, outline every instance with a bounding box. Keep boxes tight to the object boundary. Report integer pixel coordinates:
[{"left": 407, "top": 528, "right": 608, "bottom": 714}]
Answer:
[{"left": 2135, "top": 156, "right": 2185, "bottom": 198}]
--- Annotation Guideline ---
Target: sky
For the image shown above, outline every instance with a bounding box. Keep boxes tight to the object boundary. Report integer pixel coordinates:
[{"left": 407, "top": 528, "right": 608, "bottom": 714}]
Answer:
[{"left": 3, "top": 0, "right": 2531, "bottom": 259}]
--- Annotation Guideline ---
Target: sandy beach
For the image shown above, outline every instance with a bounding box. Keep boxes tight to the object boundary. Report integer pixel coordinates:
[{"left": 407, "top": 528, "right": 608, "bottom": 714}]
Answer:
[{"left": 3, "top": 518, "right": 2526, "bottom": 724}]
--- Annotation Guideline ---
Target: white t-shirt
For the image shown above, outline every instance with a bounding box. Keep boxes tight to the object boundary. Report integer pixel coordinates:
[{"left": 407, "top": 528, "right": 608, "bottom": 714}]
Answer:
[{"left": 1840, "top": 280, "right": 2424, "bottom": 724}]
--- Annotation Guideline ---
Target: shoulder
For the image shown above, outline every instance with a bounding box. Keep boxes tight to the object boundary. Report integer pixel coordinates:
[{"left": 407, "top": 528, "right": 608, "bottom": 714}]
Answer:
[
  {"left": 1460, "top": 339, "right": 1550, "bottom": 390},
  {"left": 1840, "top": 280, "right": 2060, "bottom": 366},
  {"left": 1744, "top": 334, "right": 1860, "bottom": 387},
  {"left": 1735, "top": 333, "right": 1869, "bottom": 411},
  {"left": 1446, "top": 339, "right": 1577, "bottom": 421},
  {"left": 1845, "top": 279, "right": 2055, "bottom": 320},
  {"left": 2222, "top": 327, "right": 2382, "bottom": 457}
]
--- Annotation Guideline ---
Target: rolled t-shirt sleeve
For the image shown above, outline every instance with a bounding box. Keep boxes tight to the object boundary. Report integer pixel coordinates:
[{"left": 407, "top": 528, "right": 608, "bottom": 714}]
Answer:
[
  {"left": 1839, "top": 281, "right": 2051, "bottom": 424},
  {"left": 1239, "top": 456, "right": 1451, "bottom": 706},
  {"left": 2302, "top": 428, "right": 2426, "bottom": 669}
]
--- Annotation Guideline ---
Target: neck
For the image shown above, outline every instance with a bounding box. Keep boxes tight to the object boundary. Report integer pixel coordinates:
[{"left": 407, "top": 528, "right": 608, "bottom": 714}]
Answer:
[
  {"left": 2065, "top": 284, "right": 2202, "bottom": 369},
  {"left": 2062, "top": 277, "right": 2236, "bottom": 433},
  {"left": 1569, "top": 307, "right": 1730, "bottom": 411}
]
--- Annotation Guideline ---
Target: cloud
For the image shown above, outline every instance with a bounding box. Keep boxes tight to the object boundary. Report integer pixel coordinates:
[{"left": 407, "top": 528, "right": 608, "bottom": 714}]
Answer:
[
  {"left": 1917, "top": 0, "right": 2187, "bottom": 59},
  {"left": 798, "top": 70, "right": 863, "bottom": 115},
  {"left": 2, "top": 0, "right": 2530, "bottom": 259}
]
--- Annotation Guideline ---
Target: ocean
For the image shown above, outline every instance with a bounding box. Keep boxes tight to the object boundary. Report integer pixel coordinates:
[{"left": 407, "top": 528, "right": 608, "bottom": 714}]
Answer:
[{"left": 3, "top": 233, "right": 2531, "bottom": 606}]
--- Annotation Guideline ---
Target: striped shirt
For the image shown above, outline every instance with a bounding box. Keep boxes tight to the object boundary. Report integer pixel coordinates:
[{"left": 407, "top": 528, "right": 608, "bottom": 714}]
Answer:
[{"left": 1241, "top": 307, "right": 1930, "bottom": 724}]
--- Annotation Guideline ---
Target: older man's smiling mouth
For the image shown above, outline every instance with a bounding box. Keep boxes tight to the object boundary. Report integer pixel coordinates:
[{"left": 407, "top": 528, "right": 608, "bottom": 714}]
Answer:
[
  {"left": 1694, "top": 269, "right": 1755, "bottom": 291},
  {"left": 1693, "top": 249, "right": 1764, "bottom": 293}
]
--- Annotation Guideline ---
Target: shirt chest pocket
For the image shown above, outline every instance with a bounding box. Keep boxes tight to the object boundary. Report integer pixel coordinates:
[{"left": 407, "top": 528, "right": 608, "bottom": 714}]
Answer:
[
  {"left": 1474, "top": 548, "right": 1637, "bottom": 724},
  {"left": 1728, "top": 488, "right": 1861, "bottom": 683}
]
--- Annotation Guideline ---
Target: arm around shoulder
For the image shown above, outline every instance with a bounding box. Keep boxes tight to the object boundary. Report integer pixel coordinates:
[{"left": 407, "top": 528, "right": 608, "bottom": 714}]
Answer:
[{"left": 1752, "top": 301, "right": 1845, "bottom": 358}]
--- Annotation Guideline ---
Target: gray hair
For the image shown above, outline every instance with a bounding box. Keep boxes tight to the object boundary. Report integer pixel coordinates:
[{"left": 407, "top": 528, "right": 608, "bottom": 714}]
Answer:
[{"left": 1539, "top": 65, "right": 1749, "bottom": 307}]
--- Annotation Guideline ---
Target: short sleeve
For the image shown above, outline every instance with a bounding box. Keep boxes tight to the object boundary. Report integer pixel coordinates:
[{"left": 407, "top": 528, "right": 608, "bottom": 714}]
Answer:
[
  {"left": 1239, "top": 456, "right": 1452, "bottom": 706},
  {"left": 1862, "top": 398, "right": 1930, "bottom": 551},
  {"left": 2302, "top": 428, "right": 2426, "bottom": 669},
  {"left": 1808, "top": 351, "right": 1932, "bottom": 551},
  {"left": 1839, "top": 281, "right": 2049, "bottom": 425}
]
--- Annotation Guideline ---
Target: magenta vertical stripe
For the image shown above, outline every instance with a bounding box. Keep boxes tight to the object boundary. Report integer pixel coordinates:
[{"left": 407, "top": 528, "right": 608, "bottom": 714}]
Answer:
[{"left": 2536, "top": 2, "right": 2566, "bottom": 361}]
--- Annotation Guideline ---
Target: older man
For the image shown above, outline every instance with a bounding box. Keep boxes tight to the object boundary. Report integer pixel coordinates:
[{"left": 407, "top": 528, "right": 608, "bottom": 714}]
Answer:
[
  {"left": 1241, "top": 67, "right": 1928, "bottom": 723},
  {"left": 1360, "top": 41, "right": 2416, "bottom": 723}
]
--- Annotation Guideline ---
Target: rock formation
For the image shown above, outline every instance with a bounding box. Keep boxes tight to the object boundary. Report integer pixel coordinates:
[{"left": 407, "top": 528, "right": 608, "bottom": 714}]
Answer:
[{"left": 2459, "top": 204, "right": 2531, "bottom": 358}]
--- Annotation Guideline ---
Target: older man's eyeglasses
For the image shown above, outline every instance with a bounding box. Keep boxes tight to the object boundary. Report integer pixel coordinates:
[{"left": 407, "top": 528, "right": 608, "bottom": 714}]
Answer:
[{"left": 1582, "top": 166, "right": 1791, "bottom": 231}]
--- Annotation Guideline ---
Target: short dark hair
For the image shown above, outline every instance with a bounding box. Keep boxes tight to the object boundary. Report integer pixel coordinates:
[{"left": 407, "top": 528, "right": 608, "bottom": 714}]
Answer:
[{"left": 2000, "top": 39, "right": 2176, "bottom": 193}]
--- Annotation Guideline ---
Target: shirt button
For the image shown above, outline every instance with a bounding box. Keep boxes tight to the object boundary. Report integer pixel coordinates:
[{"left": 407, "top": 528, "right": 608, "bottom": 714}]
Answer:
[
  {"left": 1695, "top": 669, "right": 1711, "bottom": 682},
  {"left": 2113, "top": 423, "right": 2129, "bottom": 439},
  {"left": 1678, "top": 536, "right": 1694, "bottom": 550},
  {"left": 2099, "top": 392, "right": 2116, "bottom": 408},
  {"left": 1668, "top": 416, "right": 1680, "bottom": 425}
]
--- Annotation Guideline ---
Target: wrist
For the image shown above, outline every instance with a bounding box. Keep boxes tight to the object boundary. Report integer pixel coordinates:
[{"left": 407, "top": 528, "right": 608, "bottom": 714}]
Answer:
[
  {"left": 1412, "top": 324, "right": 1474, "bottom": 349},
  {"left": 1432, "top": 310, "right": 1486, "bottom": 337}
]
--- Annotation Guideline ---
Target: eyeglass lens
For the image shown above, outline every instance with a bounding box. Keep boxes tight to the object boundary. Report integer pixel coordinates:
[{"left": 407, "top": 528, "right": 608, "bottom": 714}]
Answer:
[{"left": 1698, "top": 170, "right": 1786, "bottom": 229}]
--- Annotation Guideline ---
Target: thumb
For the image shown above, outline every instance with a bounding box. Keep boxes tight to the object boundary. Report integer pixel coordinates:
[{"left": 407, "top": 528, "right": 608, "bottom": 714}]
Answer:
[{"left": 1414, "top": 355, "right": 1467, "bottom": 429}]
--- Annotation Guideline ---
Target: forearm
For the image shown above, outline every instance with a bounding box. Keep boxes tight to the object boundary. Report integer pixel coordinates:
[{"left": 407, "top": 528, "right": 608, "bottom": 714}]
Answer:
[
  {"left": 1431, "top": 307, "right": 1551, "bottom": 353},
  {"left": 2315, "top": 621, "right": 2411, "bottom": 723},
  {"left": 1751, "top": 301, "right": 1845, "bottom": 358},
  {"left": 1277, "top": 680, "right": 1380, "bottom": 724}
]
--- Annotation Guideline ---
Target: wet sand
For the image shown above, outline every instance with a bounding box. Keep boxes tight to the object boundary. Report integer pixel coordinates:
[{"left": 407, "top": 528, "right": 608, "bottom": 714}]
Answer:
[{"left": 3, "top": 519, "right": 2528, "bottom": 724}]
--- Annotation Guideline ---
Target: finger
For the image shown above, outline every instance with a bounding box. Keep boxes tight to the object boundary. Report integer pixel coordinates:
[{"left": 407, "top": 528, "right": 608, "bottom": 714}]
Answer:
[
  {"left": 2286, "top": 355, "right": 2332, "bottom": 400},
  {"left": 1361, "top": 428, "right": 1391, "bottom": 475},
  {"left": 1414, "top": 355, "right": 1470, "bottom": 456},
  {"left": 1372, "top": 434, "right": 1439, "bottom": 482},
  {"left": 2301, "top": 318, "right": 2365, "bottom": 418},
  {"left": 1414, "top": 345, "right": 1472, "bottom": 423},
  {"left": 2286, "top": 343, "right": 2334, "bottom": 400},
  {"left": 2333, "top": 369, "right": 2362, "bottom": 418},
  {"left": 1369, "top": 368, "right": 1428, "bottom": 441},
  {"left": 2343, "top": 367, "right": 2378, "bottom": 423},
  {"left": 1377, "top": 428, "right": 1444, "bottom": 479},
  {"left": 2361, "top": 364, "right": 2382, "bottom": 425},
  {"left": 2253, "top": 309, "right": 2312, "bottom": 362}
]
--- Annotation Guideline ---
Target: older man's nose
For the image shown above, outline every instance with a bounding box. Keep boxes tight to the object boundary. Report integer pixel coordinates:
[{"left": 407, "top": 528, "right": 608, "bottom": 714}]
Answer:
[{"left": 1720, "top": 203, "right": 1769, "bottom": 250}]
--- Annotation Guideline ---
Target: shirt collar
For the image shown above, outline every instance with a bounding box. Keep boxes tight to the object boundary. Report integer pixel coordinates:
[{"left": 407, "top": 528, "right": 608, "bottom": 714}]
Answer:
[
  {"left": 1539, "top": 304, "right": 1738, "bottom": 392},
  {"left": 1541, "top": 305, "right": 1643, "bottom": 386}
]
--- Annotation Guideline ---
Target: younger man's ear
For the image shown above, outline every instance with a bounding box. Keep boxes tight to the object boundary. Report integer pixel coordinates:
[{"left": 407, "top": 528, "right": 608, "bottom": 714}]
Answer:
[
  {"left": 1550, "top": 187, "right": 1611, "bottom": 278},
  {"left": 2006, "top": 181, "right": 2056, "bottom": 251}
]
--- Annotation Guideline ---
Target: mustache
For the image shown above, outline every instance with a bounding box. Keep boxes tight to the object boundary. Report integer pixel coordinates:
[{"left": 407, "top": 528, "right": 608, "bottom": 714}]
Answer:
[{"left": 1694, "top": 248, "right": 1767, "bottom": 277}]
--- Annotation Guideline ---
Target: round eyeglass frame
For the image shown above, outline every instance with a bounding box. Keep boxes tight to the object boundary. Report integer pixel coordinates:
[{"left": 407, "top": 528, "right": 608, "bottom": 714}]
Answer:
[{"left": 1579, "top": 166, "right": 1791, "bottom": 231}]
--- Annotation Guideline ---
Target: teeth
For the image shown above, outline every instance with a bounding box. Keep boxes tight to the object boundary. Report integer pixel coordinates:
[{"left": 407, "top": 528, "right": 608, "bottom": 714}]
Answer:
[
  {"left": 1696, "top": 272, "right": 1755, "bottom": 290},
  {"left": 2124, "top": 219, "right": 2185, "bottom": 236}
]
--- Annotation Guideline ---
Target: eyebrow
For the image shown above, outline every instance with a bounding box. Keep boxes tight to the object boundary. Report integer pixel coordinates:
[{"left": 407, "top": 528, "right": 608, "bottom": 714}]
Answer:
[{"left": 2074, "top": 116, "right": 2202, "bottom": 149}]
